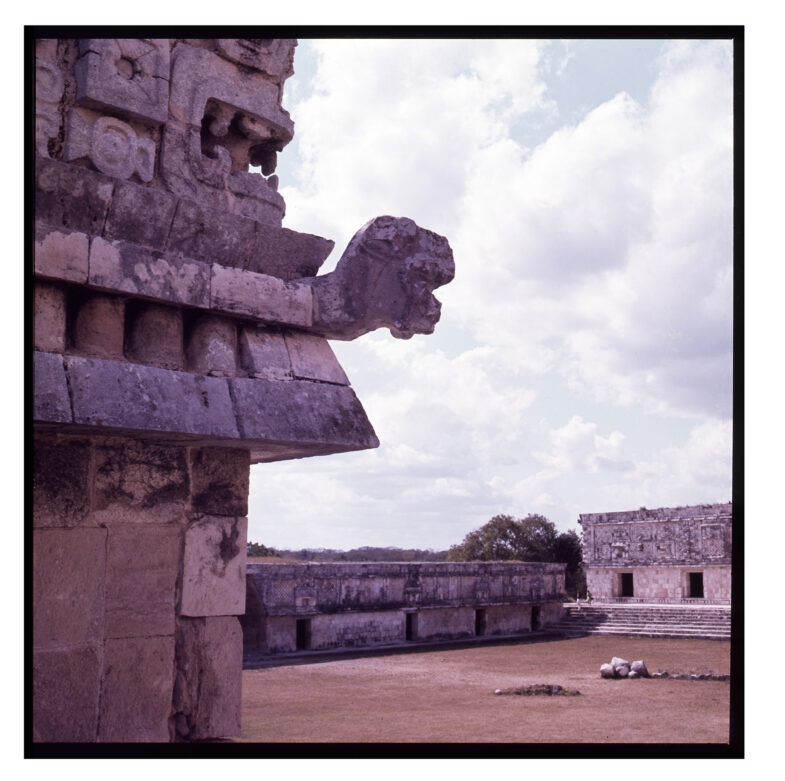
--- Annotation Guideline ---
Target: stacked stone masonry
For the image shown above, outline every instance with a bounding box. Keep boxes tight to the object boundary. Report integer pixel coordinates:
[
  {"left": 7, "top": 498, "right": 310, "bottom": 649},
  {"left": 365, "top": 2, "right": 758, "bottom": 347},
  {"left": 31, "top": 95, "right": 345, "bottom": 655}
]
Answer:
[
  {"left": 33, "top": 36, "right": 455, "bottom": 743},
  {"left": 578, "top": 503, "right": 732, "bottom": 603},
  {"left": 242, "top": 562, "right": 566, "bottom": 655}
]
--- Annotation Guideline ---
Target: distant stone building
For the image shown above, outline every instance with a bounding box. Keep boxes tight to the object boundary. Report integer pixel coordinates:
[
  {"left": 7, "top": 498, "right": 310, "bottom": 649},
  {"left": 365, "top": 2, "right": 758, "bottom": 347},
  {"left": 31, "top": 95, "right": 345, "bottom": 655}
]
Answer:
[
  {"left": 242, "top": 561, "right": 566, "bottom": 655},
  {"left": 578, "top": 503, "right": 732, "bottom": 603}
]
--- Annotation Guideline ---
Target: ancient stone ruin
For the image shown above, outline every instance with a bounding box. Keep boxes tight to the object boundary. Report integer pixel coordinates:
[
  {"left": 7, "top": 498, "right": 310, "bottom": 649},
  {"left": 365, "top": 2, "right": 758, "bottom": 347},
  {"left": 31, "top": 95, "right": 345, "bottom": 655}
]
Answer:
[
  {"left": 578, "top": 503, "right": 731, "bottom": 602},
  {"left": 242, "top": 561, "right": 566, "bottom": 656},
  {"left": 33, "top": 37, "right": 454, "bottom": 742}
]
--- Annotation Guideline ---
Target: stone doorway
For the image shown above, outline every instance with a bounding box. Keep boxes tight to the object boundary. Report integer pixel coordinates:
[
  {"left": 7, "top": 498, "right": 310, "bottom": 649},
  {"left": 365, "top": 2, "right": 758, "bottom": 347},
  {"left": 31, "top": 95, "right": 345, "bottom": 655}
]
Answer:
[
  {"left": 531, "top": 605, "right": 541, "bottom": 631},
  {"left": 620, "top": 572, "right": 634, "bottom": 598},
  {"left": 405, "top": 612, "right": 418, "bottom": 641},
  {"left": 475, "top": 608, "right": 486, "bottom": 636},
  {"left": 295, "top": 618, "right": 311, "bottom": 651},
  {"left": 688, "top": 572, "right": 704, "bottom": 598}
]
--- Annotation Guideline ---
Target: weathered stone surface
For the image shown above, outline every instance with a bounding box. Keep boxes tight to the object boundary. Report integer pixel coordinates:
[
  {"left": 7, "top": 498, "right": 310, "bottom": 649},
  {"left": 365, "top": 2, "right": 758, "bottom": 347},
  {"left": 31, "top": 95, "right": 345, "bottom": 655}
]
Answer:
[
  {"left": 190, "top": 448, "right": 250, "bottom": 517},
  {"left": 92, "top": 439, "right": 189, "bottom": 525},
  {"left": 76, "top": 39, "right": 170, "bottom": 125},
  {"left": 181, "top": 515, "right": 247, "bottom": 617},
  {"left": 99, "top": 636, "right": 175, "bottom": 742},
  {"left": 166, "top": 198, "right": 257, "bottom": 269},
  {"left": 35, "top": 157, "right": 115, "bottom": 235},
  {"left": 186, "top": 314, "right": 237, "bottom": 376},
  {"left": 104, "top": 182, "right": 178, "bottom": 249},
  {"left": 73, "top": 294, "right": 125, "bottom": 359},
  {"left": 33, "top": 351, "right": 72, "bottom": 423},
  {"left": 173, "top": 616, "right": 243, "bottom": 740},
  {"left": 305, "top": 216, "right": 455, "bottom": 340},
  {"left": 285, "top": 332, "right": 350, "bottom": 385},
  {"left": 230, "top": 377, "right": 379, "bottom": 449},
  {"left": 105, "top": 525, "right": 182, "bottom": 638},
  {"left": 34, "top": 223, "right": 89, "bottom": 283},
  {"left": 35, "top": 59, "right": 64, "bottom": 156},
  {"left": 600, "top": 663, "right": 615, "bottom": 679},
  {"left": 66, "top": 356, "right": 239, "bottom": 437},
  {"left": 90, "top": 237, "right": 210, "bottom": 308},
  {"left": 33, "top": 528, "right": 107, "bottom": 648},
  {"left": 33, "top": 646, "right": 101, "bottom": 742},
  {"left": 34, "top": 281, "right": 67, "bottom": 353},
  {"left": 631, "top": 660, "right": 649, "bottom": 677},
  {"left": 238, "top": 325, "right": 292, "bottom": 380},
  {"left": 33, "top": 436, "right": 91, "bottom": 528},
  {"left": 247, "top": 224, "right": 334, "bottom": 280},
  {"left": 210, "top": 264, "right": 313, "bottom": 326},
  {"left": 125, "top": 304, "right": 185, "bottom": 370},
  {"left": 214, "top": 38, "right": 296, "bottom": 80},
  {"left": 611, "top": 657, "right": 630, "bottom": 670},
  {"left": 64, "top": 112, "right": 156, "bottom": 182}
]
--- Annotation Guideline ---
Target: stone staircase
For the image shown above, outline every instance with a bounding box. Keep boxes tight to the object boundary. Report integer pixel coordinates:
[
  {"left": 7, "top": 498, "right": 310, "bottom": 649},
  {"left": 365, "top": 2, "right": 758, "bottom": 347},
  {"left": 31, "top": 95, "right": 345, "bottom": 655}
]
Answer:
[{"left": 553, "top": 602, "right": 731, "bottom": 640}]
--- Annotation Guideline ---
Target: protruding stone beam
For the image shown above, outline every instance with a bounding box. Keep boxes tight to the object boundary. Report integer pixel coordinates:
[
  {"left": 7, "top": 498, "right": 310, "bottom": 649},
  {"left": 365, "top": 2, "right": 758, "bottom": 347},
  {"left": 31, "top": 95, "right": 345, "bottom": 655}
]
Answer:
[{"left": 301, "top": 216, "right": 455, "bottom": 340}]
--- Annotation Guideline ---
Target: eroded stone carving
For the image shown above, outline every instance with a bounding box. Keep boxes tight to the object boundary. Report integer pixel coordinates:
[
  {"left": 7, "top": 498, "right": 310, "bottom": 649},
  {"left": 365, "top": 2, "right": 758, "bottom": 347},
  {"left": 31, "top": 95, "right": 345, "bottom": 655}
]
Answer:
[
  {"left": 65, "top": 112, "right": 156, "bottom": 181},
  {"left": 305, "top": 216, "right": 455, "bottom": 340},
  {"left": 75, "top": 38, "right": 170, "bottom": 124}
]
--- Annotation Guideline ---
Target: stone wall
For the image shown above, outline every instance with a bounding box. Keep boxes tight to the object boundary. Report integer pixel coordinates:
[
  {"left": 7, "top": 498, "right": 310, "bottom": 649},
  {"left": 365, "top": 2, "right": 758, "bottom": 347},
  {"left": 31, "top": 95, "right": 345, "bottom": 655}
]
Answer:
[
  {"left": 578, "top": 503, "right": 732, "bottom": 602},
  {"left": 33, "top": 36, "right": 454, "bottom": 742},
  {"left": 243, "top": 561, "right": 567, "bottom": 653}
]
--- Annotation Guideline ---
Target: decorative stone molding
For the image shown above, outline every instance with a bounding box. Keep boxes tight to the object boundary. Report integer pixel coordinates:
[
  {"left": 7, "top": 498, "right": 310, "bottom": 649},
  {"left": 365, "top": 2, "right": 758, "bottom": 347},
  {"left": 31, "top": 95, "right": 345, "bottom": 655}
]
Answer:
[
  {"left": 65, "top": 112, "right": 156, "bottom": 182},
  {"left": 35, "top": 59, "right": 64, "bottom": 156}
]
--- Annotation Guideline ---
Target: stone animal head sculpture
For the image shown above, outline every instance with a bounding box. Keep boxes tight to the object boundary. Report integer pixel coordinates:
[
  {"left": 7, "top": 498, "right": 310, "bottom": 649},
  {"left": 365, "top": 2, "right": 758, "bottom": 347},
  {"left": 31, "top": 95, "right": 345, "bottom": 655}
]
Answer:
[{"left": 306, "top": 216, "right": 455, "bottom": 340}]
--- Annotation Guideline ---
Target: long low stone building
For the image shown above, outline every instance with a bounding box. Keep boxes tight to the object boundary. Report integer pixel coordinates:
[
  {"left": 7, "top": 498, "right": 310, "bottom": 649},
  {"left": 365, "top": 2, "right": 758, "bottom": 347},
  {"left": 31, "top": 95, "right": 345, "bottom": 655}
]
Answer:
[{"left": 242, "top": 561, "right": 567, "bottom": 655}]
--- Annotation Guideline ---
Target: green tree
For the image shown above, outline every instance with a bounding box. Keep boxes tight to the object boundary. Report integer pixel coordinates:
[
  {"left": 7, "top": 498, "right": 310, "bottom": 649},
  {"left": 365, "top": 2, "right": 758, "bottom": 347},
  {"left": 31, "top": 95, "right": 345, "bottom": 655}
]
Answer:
[{"left": 447, "top": 514, "right": 585, "bottom": 598}]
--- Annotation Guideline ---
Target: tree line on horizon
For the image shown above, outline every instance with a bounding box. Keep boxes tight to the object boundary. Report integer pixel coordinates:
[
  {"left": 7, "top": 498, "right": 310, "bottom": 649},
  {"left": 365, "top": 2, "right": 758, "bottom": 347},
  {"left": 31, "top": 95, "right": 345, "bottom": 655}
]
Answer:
[{"left": 248, "top": 513, "right": 585, "bottom": 597}]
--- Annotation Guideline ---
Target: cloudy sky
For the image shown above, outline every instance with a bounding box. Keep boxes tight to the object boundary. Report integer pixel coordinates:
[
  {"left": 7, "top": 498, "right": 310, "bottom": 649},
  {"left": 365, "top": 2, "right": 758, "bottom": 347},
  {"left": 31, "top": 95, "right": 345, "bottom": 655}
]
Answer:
[{"left": 247, "top": 36, "right": 734, "bottom": 552}]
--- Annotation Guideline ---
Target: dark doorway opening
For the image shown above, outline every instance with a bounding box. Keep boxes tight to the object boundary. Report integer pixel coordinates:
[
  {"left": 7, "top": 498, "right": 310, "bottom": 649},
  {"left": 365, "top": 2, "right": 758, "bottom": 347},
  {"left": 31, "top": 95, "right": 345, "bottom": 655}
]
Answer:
[
  {"left": 295, "top": 618, "right": 311, "bottom": 650},
  {"left": 689, "top": 572, "right": 704, "bottom": 598},
  {"left": 620, "top": 572, "right": 634, "bottom": 598},
  {"left": 405, "top": 612, "right": 417, "bottom": 641},
  {"left": 475, "top": 608, "right": 486, "bottom": 636},
  {"left": 531, "top": 605, "right": 541, "bottom": 631}
]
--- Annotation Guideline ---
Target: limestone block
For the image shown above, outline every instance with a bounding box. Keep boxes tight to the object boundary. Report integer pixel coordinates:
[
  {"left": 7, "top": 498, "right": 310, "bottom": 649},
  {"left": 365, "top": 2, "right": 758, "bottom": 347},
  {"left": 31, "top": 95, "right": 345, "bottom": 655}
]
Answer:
[
  {"left": 35, "top": 59, "right": 64, "bottom": 156},
  {"left": 215, "top": 38, "right": 296, "bottom": 80},
  {"left": 66, "top": 356, "right": 239, "bottom": 438},
  {"left": 238, "top": 325, "right": 292, "bottom": 380},
  {"left": 190, "top": 448, "right": 250, "bottom": 517},
  {"left": 33, "top": 527, "right": 107, "bottom": 649},
  {"left": 105, "top": 525, "right": 182, "bottom": 638},
  {"left": 98, "top": 636, "right": 175, "bottom": 742},
  {"left": 600, "top": 663, "right": 616, "bottom": 679},
  {"left": 125, "top": 304, "right": 185, "bottom": 370},
  {"left": 90, "top": 238, "right": 210, "bottom": 309},
  {"left": 33, "top": 436, "right": 91, "bottom": 528},
  {"left": 104, "top": 181, "right": 178, "bottom": 250},
  {"left": 284, "top": 332, "right": 350, "bottom": 385},
  {"left": 35, "top": 157, "right": 115, "bottom": 235},
  {"left": 247, "top": 224, "right": 334, "bottom": 280},
  {"left": 92, "top": 439, "right": 189, "bottom": 526},
  {"left": 181, "top": 515, "right": 247, "bottom": 617},
  {"left": 168, "top": 42, "right": 291, "bottom": 134},
  {"left": 73, "top": 294, "right": 125, "bottom": 359},
  {"left": 306, "top": 216, "right": 455, "bottom": 340},
  {"left": 186, "top": 314, "right": 237, "bottom": 376},
  {"left": 34, "top": 281, "right": 67, "bottom": 353},
  {"left": 64, "top": 112, "right": 156, "bottom": 182},
  {"left": 75, "top": 38, "right": 170, "bottom": 125},
  {"left": 210, "top": 264, "right": 313, "bottom": 327},
  {"left": 230, "top": 377, "right": 379, "bottom": 449},
  {"left": 34, "top": 223, "right": 89, "bottom": 283},
  {"left": 33, "top": 646, "right": 101, "bottom": 742},
  {"left": 173, "top": 616, "right": 242, "bottom": 740},
  {"left": 166, "top": 198, "right": 256, "bottom": 269},
  {"left": 631, "top": 660, "right": 649, "bottom": 677},
  {"left": 33, "top": 351, "right": 72, "bottom": 424}
]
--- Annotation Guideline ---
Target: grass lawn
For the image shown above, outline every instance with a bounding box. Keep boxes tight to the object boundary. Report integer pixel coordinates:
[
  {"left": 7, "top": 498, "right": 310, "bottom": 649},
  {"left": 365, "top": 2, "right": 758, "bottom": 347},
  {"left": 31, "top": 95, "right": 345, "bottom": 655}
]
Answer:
[{"left": 237, "top": 635, "right": 731, "bottom": 743}]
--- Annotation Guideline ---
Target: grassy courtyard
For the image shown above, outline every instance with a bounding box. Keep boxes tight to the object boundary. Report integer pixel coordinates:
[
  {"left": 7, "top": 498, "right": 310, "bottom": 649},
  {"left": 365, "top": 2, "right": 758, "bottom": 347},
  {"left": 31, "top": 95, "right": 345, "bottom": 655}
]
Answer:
[{"left": 237, "top": 635, "right": 731, "bottom": 744}]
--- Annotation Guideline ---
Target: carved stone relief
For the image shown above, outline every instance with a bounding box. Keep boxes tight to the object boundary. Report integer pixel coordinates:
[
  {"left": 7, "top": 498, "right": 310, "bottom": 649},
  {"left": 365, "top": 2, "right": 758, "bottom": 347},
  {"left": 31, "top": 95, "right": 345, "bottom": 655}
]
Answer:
[{"left": 35, "top": 59, "right": 64, "bottom": 156}]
